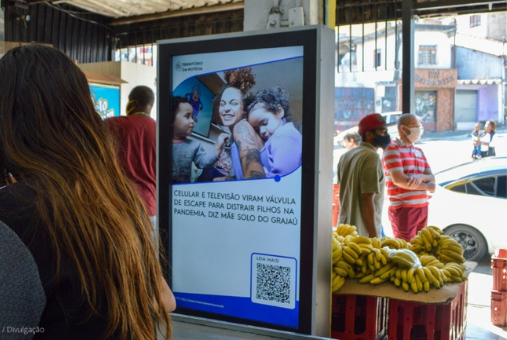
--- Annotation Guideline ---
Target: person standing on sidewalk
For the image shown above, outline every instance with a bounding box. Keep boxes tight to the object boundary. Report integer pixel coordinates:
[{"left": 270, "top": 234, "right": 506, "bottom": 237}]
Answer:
[
  {"left": 481, "top": 119, "right": 497, "bottom": 158},
  {"left": 337, "top": 113, "right": 393, "bottom": 238},
  {"left": 382, "top": 113, "right": 436, "bottom": 241}
]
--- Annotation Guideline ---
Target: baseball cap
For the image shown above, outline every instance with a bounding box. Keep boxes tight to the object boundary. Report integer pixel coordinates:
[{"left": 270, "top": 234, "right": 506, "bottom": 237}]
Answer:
[{"left": 358, "top": 113, "right": 395, "bottom": 135}]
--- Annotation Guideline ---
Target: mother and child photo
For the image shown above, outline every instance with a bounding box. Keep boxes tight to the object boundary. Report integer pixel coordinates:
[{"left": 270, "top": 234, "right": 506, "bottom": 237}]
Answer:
[{"left": 171, "top": 66, "right": 303, "bottom": 184}]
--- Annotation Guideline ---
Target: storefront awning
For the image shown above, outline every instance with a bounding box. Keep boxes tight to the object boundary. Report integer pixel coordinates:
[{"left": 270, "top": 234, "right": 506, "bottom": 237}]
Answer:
[{"left": 457, "top": 79, "right": 503, "bottom": 85}]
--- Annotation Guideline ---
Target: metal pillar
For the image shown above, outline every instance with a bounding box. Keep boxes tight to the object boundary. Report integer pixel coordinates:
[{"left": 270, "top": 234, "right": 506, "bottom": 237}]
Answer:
[{"left": 402, "top": 0, "right": 414, "bottom": 114}]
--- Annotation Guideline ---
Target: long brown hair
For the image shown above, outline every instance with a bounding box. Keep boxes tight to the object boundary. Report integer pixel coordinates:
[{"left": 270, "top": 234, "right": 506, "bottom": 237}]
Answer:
[{"left": 0, "top": 44, "right": 170, "bottom": 339}]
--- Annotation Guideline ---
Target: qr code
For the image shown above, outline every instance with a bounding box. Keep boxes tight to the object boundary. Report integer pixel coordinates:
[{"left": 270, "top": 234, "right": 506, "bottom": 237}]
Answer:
[
  {"left": 255, "top": 263, "right": 291, "bottom": 304},
  {"left": 251, "top": 254, "right": 296, "bottom": 309}
]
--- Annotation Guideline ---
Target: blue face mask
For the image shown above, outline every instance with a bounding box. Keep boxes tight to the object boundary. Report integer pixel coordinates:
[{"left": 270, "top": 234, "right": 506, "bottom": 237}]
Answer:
[{"left": 373, "top": 134, "right": 391, "bottom": 150}]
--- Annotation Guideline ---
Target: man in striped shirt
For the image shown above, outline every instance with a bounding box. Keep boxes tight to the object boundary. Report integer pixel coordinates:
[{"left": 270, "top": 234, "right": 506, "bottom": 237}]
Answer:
[{"left": 382, "top": 113, "right": 435, "bottom": 241}]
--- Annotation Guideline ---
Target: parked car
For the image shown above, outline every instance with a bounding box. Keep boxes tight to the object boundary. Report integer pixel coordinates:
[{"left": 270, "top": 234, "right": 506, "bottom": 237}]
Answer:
[
  {"left": 334, "top": 112, "right": 421, "bottom": 147},
  {"left": 427, "top": 156, "right": 507, "bottom": 261}
]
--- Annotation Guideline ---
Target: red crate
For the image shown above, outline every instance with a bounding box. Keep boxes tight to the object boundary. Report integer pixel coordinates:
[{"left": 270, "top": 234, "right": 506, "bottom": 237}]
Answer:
[
  {"left": 492, "top": 267, "right": 507, "bottom": 292},
  {"left": 491, "top": 257, "right": 507, "bottom": 269},
  {"left": 387, "top": 281, "right": 468, "bottom": 340},
  {"left": 491, "top": 290, "right": 507, "bottom": 327},
  {"left": 331, "top": 293, "right": 388, "bottom": 340}
]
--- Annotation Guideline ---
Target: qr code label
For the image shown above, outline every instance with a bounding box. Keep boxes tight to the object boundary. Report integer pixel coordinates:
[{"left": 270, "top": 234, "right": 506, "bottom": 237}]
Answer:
[{"left": 251, "top": 254, "right": 296, "bottom": 309}]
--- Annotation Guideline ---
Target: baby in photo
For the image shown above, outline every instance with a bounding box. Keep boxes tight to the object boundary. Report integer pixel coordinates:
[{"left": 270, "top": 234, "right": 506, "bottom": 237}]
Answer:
[
  {"left": 246, "top": 86, "right": 302, "bottom": 178},
  {"left": 172, "top": 96, "right": 229, "bottom": 183}
]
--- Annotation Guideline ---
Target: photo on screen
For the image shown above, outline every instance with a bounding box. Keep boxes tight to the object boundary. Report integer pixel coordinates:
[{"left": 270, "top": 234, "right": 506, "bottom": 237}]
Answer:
[{"left": 171, "top": 56, "right": 303, "bottom": 184}]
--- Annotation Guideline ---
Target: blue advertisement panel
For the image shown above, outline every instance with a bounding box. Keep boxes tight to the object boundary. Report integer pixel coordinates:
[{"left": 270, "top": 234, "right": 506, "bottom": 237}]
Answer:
[
  {"left": 170, "top": 46, "right": 303, "bottom": 328},
  {"left": 90, "top": 84, "right": 121, "bottom": 119}
]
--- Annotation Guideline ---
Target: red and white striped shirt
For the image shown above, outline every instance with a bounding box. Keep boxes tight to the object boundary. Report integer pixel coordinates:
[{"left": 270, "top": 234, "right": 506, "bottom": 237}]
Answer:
[{"left": 382, "top": 139, "right": 432, "bottom": 209}]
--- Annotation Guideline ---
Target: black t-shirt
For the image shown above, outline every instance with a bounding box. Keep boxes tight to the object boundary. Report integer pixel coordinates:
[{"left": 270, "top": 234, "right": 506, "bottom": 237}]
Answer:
[{"left": 0, "top": 182, "right": 117, "bottom": 339}]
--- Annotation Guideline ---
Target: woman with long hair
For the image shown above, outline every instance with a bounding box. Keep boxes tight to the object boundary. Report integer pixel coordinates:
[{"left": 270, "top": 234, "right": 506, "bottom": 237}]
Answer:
[{"left": 0, "top": 44, "right": 175, "bottom": 339}]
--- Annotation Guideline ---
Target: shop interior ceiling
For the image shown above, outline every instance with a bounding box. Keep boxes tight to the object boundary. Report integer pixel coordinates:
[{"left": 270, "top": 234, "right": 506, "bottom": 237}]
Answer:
[{"left": 20, "top": 0, "right": 507, "bottom": 23}]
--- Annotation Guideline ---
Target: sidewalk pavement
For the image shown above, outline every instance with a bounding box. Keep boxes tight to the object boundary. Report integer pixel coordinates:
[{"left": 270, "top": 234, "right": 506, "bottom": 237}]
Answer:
[{"left": 422, "top": 126, "right": 507, "bottom": 142}]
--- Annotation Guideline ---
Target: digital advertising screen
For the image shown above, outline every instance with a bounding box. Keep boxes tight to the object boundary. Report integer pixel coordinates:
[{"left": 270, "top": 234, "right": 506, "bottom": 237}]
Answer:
[{"left": 158, "top": 28, "right": 322, "bottom": 334}]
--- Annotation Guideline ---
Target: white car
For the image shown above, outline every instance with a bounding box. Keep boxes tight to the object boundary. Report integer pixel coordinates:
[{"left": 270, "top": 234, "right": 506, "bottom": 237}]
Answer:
[
  {"left": 426, "top": 157, "right": 507, "bottom": 261},
  {"left": 334, "top": 112, "right": 409, "bottom": 147}
]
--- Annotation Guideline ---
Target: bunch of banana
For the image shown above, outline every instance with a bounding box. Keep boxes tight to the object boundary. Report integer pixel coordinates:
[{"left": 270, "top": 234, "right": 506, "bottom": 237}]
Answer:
[
  {"left": 436, "top": 235, "right": 466, "bottom": 264},
  {"left": 390, "top": 249, "right": 421, "bottom": 268},
  {"left": 333, "top": 259, "right": 356, "bottom": 279},
  {"left": 366, "top": 247, "right": 389, "bottom": 272},
  {"left": 381, "top": 237, "right": 410, "bottom": 250},
  {"left": 332, "top": 235, "right": 343, "bottom": 264},
  {"left": 419, "top": 254, "right": 444, "bottom": 268},
  {"left": 390, "top": 266, "right": 429, "bottom": 293},
  {"left": 335, "top": 224, "right": 358, "bottom": 237},
  {"left": 341, "top": 236, "right": 375, "bottom": 265},
  {"left": 331, "top": 272, "right": 346, "bottom": 292},
  {"left": 440, "top": 262, "right": 467, "bottom": 283},
  {"left": 421, "top": 265, "right": 446, "bottom": 288},
  {"left": 331, "top": 233, "right": 347, "bottom": 293},
  {"left": 410, "top": 226, "right": 443, "bottom": 252}
]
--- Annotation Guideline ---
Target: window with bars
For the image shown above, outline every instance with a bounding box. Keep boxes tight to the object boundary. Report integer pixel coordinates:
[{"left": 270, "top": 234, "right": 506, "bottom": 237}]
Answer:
[
  {"left": 418, "top": 45, "right": 437, "bottom": 65},
  {"left": 374, "top": 49, "right": 381, "bottom": 68},
  {"left": 469, "top": 15, "right": 481, "bottom": 28}
]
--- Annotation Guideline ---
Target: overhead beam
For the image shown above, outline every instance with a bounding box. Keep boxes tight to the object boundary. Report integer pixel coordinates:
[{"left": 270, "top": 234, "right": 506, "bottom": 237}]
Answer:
[{"left": 109, "top": 2, "right": 244, "bottom": 26}]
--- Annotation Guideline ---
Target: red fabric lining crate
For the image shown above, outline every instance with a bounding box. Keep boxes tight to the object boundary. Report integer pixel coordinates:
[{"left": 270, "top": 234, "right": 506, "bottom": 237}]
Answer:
[
  {"left": 331, "top": 293, "right": 388, "bottom": 340},
  {"left": 491, "top": 290, "right": 507, "bottom": 327},
  {"left": 387, "top": 281, "right": 467, "bottom": 340}
]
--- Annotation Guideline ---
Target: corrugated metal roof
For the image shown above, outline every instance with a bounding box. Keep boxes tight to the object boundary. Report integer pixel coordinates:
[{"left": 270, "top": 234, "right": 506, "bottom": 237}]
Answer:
[{"left": 53, "top": 0, "right": 243, "bottom": 18}]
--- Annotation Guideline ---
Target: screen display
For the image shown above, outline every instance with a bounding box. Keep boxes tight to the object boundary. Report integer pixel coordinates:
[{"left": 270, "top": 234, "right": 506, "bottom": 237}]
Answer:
[{"left": 169, "top": 45, "right": 304, "bottom": 328}]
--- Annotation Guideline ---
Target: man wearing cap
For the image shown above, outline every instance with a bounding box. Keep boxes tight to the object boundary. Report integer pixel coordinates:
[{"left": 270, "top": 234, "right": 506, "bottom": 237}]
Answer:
[
  {"left": 382, "top": 113, "right": 435, "bottom": 241},
  {"left": 337, "top": 113, "right": 394, "bottom": 237}
]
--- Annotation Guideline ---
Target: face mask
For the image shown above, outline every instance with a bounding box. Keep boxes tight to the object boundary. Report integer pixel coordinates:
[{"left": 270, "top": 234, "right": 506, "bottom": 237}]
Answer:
[
  {"left": 404, "top": 126, "right": 422, "bottom": 144},
  {"left": 373, "top": 134, "right": 391, "bottom": 150}
]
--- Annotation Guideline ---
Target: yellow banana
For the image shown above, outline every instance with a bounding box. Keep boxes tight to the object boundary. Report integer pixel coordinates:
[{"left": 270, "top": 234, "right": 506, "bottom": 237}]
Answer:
[
  {"left": 420, "top": 232, "right": 432, "bottom": 251},
  {"left": 359, "top": 244, "right": 374, "bottom": 255},
  {"left": 351, "top": 236, "right": 371, "bottom": 244},
  {"left": 358, "top": 273, "right": 376, "bottom": 284},
  {"left": 422, "top": 267, "right": 439, "bottom": 287},
  {"left": 415, "top": 273, "right": 423, "bottom": 292},
  {"left": 421, "top": 228, "right": 434, "bottom": 246},
  {"left": 333, "top": 266, "right": 348, "bottom": 277},
  {"left": 407, "top": 267, "right": 416, "bottom": 283},
  {"left": 337, "top": 260, "right": 355, "bottom": 279},
  {"left": 332, "top": 275, "right": 346, "bottom": 292},
  {"left": 370, "top": 277, "right": 389, "bottom": 285},
  {"left": 416, "top": 267, "right": 427, "bottom": 283},
  {"left": 441, "top": 244, "right": 464, "bottom": 255},
  {"left": 380, "top": 267, "right": 396, "bottom": 279},
  {"left": 440, "top": 249, "right": 466, "bottom": 263},
  {"left": 348, "top": 242, "right": 363, "bottom": 257},
  {"left": 411, "top": 279, "right": 419, "bottom": 293},
  {"left": 427, "top": 226, "right": 443, "bottom": 235},
  {"left": 401, "top": 269, "right": 408, "bottom": 283},
  {"left": 375, "top": 262, "right": 394, "bottom": 277},
  {"left": 343, "top": 245, "right": 359, "bottom": 259}
]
